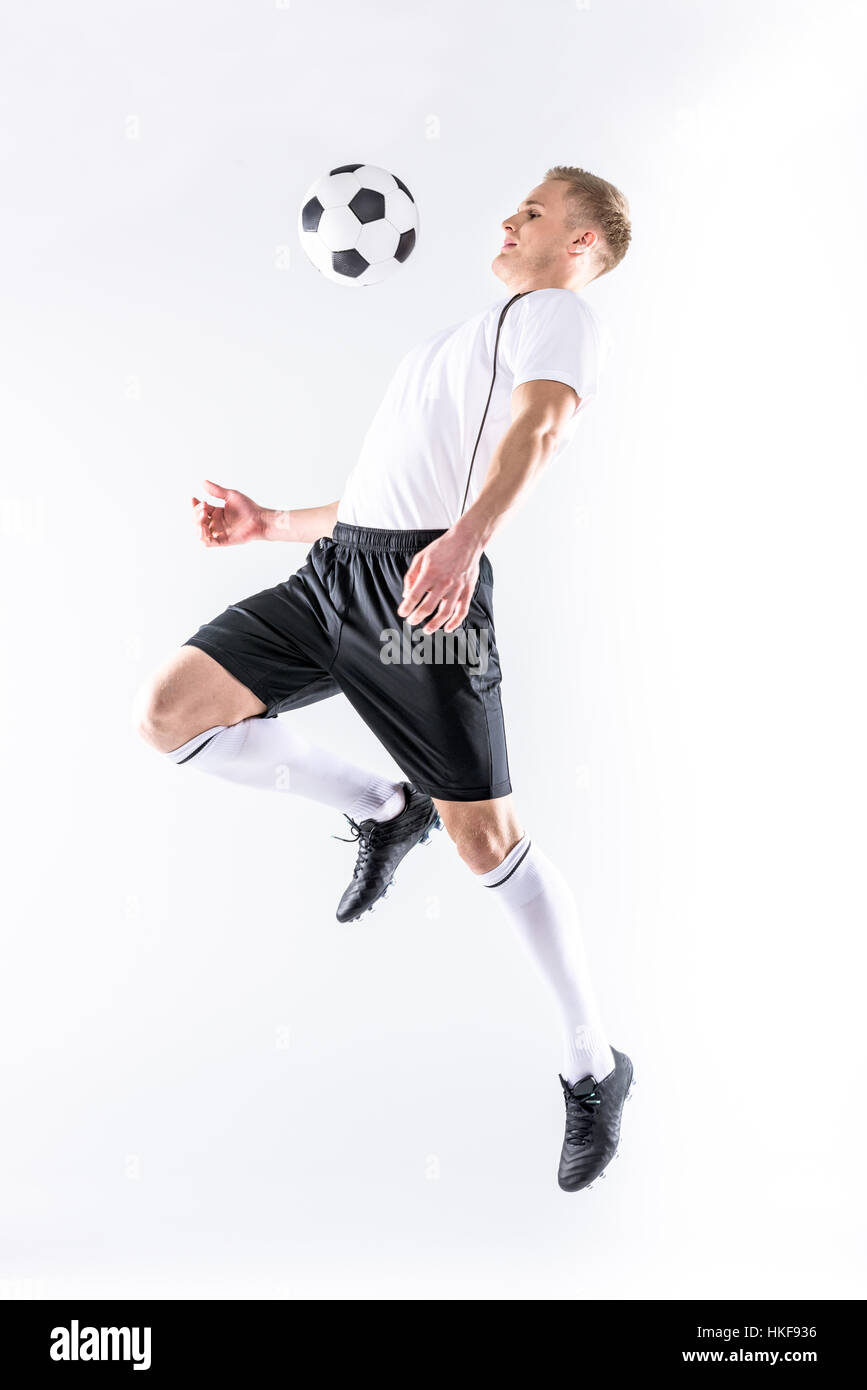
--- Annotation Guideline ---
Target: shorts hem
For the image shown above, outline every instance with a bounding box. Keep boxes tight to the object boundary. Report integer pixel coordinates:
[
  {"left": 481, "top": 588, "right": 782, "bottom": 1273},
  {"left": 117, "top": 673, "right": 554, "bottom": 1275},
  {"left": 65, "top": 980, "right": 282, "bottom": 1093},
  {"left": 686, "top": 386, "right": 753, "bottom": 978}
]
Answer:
[{"left": 410, "top": 776, "right": 513, "bottom": 802}]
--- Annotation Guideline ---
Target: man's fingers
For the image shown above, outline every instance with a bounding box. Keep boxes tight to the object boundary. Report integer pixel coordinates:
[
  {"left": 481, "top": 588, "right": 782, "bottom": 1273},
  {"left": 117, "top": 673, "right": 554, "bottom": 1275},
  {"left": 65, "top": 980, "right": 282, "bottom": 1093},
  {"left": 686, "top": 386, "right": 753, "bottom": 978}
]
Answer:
[
  {"left": 398, "top": 555, "right": 426, "bottom": 615},
  {"left": 421, "top": 597, "right": 456, "bottom": 634},
  {"left": 400, "top": 578, "right": 442, "bottom": 622},
  {"left": 405, "top": 584, "right": 459, "bottom": 627},
  {"left": 403, "top": 550, "right": 422, "bottom": 582},
  {"left": 400, "top": 589, "right": 430, "bottom": 622},
  {"left": 424, "top": 583, "right": 469, "bottom": 633},
  {"left": 193, "top": 500, "right": 212, "bottom": 545},
  {"left": 398, "top": 580, "right": 429, "bottom": 617},
  {"left": 204, "top": 479, "right": 229, "bottom": 500},
  {"left": 193, "top": 497, "right": 226, "bottom": 545},
  {"left": 440, "top": 584, "right": 472, "bottom": 633},
  {"left": 398, "top": 590, "right": 425, "bottom": 619},
  {"left": 399, "top": 563, "right": 466, "bottom": 624}
]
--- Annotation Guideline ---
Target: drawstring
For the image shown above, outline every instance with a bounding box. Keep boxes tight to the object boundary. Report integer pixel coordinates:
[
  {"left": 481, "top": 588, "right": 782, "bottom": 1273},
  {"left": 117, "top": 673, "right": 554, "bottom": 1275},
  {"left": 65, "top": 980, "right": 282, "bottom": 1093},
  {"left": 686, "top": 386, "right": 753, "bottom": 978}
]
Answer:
[{"left": 458, "top": 291, "right": 527, "bottom": 518}]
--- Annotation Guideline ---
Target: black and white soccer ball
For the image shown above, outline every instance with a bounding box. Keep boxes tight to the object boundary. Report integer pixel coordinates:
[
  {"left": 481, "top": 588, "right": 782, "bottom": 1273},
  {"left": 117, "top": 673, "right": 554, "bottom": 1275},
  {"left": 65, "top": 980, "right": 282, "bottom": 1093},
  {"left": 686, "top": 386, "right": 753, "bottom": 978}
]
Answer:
[{"left": 298, "top": 163, "right": 418, "bottom": 287}]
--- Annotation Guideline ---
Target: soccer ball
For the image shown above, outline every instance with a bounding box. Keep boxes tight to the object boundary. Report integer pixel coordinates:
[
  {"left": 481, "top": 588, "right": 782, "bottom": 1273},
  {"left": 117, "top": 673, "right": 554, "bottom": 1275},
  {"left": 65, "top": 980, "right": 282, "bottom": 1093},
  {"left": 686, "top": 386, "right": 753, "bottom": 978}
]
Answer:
[{"left": 298, "top": 163, "right": 418, "bottom": 287}]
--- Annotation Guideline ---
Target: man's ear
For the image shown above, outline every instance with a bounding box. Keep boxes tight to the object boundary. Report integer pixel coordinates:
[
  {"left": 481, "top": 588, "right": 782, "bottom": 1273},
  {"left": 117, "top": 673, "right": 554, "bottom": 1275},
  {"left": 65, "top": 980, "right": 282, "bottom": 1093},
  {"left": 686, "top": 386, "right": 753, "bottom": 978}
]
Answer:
[{"left": 569, "top": 229, "right": 598, "bottom": 256}]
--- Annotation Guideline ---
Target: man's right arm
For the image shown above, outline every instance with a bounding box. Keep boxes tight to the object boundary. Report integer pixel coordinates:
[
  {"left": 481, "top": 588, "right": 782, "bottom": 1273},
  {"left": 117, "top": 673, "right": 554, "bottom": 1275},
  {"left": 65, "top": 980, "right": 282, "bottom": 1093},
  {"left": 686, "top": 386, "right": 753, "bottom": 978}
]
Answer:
[
  {"left": 258, "top": 499, "right": 340, "bottom": 543},
  {"left": 192, "top": 482, "right": 340, "bottom": 547}
]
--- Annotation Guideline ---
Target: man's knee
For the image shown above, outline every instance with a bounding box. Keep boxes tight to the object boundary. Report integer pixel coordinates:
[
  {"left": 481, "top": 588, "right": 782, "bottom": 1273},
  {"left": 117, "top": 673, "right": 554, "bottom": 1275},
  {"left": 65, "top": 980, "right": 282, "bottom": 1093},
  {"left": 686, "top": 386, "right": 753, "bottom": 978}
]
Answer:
[
  {"left": 132, "top": 672, "right": 193, "bottom": 753},
  {"left": 132, "top": 647, "right": 208, "bottom": 752},
  {"left": 455, "top": 831, "right": 522, "bottom": 875},
  {"left": 438, "top": 802, "right": 524, "bottom": 875}
]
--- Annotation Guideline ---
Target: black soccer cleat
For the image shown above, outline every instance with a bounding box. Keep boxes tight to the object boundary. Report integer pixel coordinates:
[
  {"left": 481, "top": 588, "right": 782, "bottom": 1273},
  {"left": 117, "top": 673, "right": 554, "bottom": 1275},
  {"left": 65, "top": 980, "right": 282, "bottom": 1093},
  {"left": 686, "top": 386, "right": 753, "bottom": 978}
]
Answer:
[
  {"left": 557, "top": 1047, "right": 634, "bottom": 1192},
  {"left": 332, "top": 781, "right": 442, "bottom": 923}
]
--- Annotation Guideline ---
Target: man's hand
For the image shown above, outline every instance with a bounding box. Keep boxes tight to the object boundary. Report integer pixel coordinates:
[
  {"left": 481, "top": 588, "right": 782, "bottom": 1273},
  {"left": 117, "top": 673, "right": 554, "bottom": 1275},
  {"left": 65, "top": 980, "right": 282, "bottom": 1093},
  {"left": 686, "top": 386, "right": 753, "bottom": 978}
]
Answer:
[
  {"left": 397, "top": 529, "right": 483, "bottom": 634},
  {"left": 191, "top": 481, "right": 264, "bottom": 547}
]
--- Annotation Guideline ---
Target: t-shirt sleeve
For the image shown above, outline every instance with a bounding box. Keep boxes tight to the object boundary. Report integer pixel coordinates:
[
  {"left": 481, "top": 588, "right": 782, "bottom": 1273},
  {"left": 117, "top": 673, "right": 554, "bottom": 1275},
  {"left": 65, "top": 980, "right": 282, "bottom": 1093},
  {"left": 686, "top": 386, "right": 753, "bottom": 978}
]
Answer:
[{"left": 499, "top": 288, "right": 610, "bottom": 405}]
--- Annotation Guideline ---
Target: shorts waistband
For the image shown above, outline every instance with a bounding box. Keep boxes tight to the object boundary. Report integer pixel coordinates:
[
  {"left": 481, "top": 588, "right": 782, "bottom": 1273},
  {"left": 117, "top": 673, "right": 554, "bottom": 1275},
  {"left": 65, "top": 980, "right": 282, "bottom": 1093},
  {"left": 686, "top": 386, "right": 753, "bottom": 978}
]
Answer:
[{"left": 331, "top": 522, "right": 448, "bottom": 553}]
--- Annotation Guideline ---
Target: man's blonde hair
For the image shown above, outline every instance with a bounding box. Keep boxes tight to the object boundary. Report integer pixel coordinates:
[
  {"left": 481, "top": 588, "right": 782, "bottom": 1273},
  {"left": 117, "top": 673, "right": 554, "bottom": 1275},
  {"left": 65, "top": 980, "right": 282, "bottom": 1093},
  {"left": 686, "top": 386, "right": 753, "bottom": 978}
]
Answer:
[{"left": 545, "top": 165, "right": 632, "bottom": 279}]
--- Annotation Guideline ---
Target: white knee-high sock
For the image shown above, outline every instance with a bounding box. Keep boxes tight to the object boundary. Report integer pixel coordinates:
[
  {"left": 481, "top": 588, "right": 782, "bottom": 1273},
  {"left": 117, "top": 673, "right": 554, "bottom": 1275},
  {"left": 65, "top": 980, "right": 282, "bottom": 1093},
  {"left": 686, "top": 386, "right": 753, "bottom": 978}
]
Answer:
[
  {"left": 165, "top": 718, "right": 406, "bottom": 822},
  {"left": 478, "top": 834, "right": 615, "bottom": 1085}
]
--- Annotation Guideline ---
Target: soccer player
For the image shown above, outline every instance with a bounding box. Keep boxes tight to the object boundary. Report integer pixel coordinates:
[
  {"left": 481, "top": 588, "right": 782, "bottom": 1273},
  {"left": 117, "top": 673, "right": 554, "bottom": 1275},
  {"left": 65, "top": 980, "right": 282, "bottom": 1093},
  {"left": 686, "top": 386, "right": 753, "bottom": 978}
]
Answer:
[{"left": 134, "top": 165, "right": 634, "bottom": 1191}]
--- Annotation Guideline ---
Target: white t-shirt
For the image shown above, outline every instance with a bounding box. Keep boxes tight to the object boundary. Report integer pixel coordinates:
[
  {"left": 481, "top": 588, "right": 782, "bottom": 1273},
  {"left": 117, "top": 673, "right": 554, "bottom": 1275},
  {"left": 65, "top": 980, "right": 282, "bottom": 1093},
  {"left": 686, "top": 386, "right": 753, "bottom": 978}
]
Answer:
[{"left": 337, "top": 287, "right": 613, "bottom": 530}]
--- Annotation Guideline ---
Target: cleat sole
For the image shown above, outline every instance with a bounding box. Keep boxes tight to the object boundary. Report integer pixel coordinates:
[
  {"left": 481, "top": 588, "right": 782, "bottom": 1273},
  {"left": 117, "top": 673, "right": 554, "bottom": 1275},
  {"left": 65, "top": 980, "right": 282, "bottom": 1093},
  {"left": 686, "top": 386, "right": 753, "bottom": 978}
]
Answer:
[
  {"left": 348, "top": 874, "right": 397, "bottom": 921},
  {"left": 419, "top": 815, "right": 444, "bottom": 846}
]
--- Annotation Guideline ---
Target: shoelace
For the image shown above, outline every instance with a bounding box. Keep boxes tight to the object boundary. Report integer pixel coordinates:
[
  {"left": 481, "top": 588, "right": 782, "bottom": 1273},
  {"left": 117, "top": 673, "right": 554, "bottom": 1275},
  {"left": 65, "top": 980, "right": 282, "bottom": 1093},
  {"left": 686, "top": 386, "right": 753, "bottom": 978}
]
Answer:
[
  {"left": 331, "top": 815, "right": 376, "bottom": 879},
  {"left": 563, "top": 1085, "right": 602, "bottom": 1147},
  {"left": 331, "top": 807, "right": 423, "bottom": 876},
  {"left": 331, "top": 796, "right": 434, "bottom": 870}
]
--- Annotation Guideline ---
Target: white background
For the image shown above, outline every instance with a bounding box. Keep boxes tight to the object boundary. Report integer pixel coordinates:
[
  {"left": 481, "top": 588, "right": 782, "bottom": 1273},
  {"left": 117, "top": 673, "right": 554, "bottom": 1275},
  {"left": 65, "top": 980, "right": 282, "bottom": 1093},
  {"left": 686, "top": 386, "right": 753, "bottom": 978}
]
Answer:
[{"left": 1, "top": 0, "right": 865, "bottom": 1300}]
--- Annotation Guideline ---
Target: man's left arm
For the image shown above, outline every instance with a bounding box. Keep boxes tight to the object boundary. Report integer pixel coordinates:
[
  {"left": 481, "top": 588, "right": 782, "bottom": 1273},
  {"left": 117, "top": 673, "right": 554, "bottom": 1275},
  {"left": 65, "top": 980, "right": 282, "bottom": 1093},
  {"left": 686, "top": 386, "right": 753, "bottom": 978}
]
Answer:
[{"left": 397, "top": 379, "right": 579, "bottom": 633}]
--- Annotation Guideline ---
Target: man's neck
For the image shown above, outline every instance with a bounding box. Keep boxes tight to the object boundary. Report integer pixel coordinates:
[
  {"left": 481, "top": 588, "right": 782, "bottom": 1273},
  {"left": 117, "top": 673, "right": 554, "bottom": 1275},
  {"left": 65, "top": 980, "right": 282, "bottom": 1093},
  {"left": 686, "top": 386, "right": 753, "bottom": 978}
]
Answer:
[{"left": 510, "top": 280, "right": 586, "bottom": 295}]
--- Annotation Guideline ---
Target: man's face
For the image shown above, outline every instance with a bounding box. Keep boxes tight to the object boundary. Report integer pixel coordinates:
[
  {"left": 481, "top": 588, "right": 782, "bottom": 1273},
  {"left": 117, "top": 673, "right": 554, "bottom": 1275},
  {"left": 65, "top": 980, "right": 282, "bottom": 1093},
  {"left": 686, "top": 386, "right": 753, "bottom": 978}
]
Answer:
[{"left": 492, "top": 179, "right": 591, "bottom": 288}]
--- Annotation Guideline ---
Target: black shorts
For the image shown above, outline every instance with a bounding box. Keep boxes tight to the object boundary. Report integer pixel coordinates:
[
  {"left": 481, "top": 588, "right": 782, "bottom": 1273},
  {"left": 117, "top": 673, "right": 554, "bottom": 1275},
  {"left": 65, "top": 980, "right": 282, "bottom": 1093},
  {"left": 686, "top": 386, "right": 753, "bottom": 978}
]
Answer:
[{"left": 183, "top": 522, "right": 512, "bottom": 802}]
